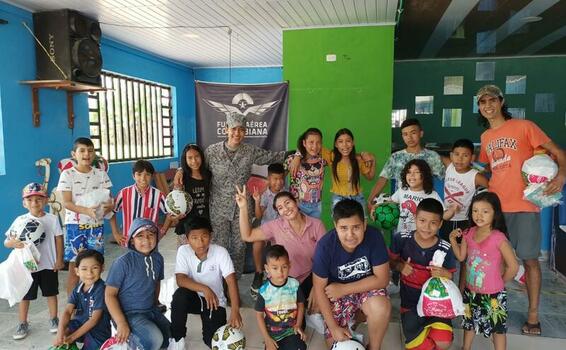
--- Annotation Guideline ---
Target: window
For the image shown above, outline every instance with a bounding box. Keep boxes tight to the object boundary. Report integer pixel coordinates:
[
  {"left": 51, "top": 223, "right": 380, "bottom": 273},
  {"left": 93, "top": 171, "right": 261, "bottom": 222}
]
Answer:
[
  {"left": 506, "top": 75, "right": 526, "bottom": 94},
  {"left": 392, "top": 109, "right": 407, "bottom": 127},
  {"left": 415, "top": 96, "right": 434, "bottom": 114},
  {"left": 444, "top": 76, "right": 464, "bottom": 95},
  {"left": 442, "top": 109, "right": 462, "bottom": 127},
  {"left": 89, "top": 72, "right": 173, "bottom": 162}
]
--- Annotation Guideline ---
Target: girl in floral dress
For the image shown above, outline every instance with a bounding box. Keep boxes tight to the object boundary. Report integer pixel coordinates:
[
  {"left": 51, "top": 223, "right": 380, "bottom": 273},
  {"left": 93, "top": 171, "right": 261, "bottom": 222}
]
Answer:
[{"left": 450, "top": 192, "right": 519, "bottom": 350}]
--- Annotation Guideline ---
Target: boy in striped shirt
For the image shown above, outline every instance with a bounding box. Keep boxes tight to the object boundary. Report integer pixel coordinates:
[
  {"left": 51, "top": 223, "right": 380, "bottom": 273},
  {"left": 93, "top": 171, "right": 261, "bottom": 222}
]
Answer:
[{"left": 110, "top": 160, "right": 173, "bottom": 246}]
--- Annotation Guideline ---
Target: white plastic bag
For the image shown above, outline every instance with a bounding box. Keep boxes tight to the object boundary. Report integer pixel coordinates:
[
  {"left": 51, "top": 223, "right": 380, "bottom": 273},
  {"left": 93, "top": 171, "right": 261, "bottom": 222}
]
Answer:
[
  {"left": 0, "top": 248, "right": 34, "bottom": 306},
  {"left": 158, "top": 276, "right": 178, "bottom": 321},
  {"left": 417, "top": 276, "right": 464, "bottom": 318},
  {"left": 416, "top": 249, "right": 464, "bottom": 319},
  {"left": 21, "top": 243, "right": 41, "bottom": 272},
  {"left": 522, "top": 154, "right": 562, "bottom": 207},
  {"left": 76, "top": 188, "right": 113, "bottom": 223}
]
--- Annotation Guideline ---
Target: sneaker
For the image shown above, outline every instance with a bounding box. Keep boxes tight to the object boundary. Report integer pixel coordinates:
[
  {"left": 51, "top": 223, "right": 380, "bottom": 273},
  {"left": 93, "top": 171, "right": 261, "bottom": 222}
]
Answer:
[
  {"left": 49, "top": 317, "right": 59, "bottom": 333},
  {"left": 386, "top": 281, "right": 400, "bottom": 294},
  {"left": 13, "top": 322, "right": 29, "bottom": 340},
  {"left": 250, "top": 272, "right": 264, "bottom": 299}
]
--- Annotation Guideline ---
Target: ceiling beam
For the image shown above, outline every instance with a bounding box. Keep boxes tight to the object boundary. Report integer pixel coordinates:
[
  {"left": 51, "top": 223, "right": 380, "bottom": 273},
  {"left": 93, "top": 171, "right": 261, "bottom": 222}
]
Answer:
[
  {"left": 519, "top": 25, "right": 566, "bottom": 55},
  {"left": 473, "top": 0, "right": 560, "bottom": 55},
  {"left": 419, "top": 0, "right": 480, "bottom": 58}
]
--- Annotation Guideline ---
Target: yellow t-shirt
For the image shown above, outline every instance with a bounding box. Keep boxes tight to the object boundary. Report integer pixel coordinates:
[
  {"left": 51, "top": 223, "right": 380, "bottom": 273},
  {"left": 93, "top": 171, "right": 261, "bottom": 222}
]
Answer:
[{"left": 322, "top": 148, "right": 371, "bottom": 196}]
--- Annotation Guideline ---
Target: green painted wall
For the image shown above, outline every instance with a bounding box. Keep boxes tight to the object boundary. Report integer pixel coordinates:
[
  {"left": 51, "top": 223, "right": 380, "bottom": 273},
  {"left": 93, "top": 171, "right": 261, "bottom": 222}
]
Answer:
[
  {"left": 283, "top": 25, "right": 395, "bottom": 227},
  {"left": 392, "top": 57, "right": 566, "bottom": 148}
]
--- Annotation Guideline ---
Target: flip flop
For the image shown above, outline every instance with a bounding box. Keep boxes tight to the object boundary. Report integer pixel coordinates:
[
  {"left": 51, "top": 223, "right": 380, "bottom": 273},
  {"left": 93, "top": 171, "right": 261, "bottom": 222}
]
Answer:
[{"left": 521, "top": 321, "right": 541, "bottom": 336}]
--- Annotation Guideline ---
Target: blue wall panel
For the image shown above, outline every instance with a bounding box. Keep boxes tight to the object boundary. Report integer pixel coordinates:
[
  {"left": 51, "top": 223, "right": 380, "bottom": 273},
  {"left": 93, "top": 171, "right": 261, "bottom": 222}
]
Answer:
[{"left": 0, "top": 2, "right": 195, "bottom": 259}]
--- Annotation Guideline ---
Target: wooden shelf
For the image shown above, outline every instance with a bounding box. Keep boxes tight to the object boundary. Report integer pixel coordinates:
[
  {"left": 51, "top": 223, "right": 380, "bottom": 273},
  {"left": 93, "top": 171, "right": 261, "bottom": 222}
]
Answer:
[{"left": 21, "top": 80, "right": 106, "bottom": 128}]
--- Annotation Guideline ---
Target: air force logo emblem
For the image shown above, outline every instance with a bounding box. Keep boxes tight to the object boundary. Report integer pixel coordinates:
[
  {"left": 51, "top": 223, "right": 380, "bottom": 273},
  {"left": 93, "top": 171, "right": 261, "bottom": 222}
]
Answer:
[{"left": 204, "top": 92, "right": 280, "bottom": 118}]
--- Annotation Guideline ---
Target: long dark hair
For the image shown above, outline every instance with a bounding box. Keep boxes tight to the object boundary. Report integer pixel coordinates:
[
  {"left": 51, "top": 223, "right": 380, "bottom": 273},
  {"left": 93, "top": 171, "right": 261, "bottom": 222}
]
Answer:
[
  {"left": 477, "top": 97, "right": 513, "bottom": 128},
  {"left": 332, "top": 128, "right": 360, "bottom": 191},
  {"left": 400, "top": 159, "right": 433, "bottom": 193},
  {"left": 468, "top": 192, "right": 507, "bottom": 235},
  {"left": 297, "top": 128, "right": 322, "bottom": 158},
  {"left": 180, "top": 144, "right": 210, "bottom": 187}
]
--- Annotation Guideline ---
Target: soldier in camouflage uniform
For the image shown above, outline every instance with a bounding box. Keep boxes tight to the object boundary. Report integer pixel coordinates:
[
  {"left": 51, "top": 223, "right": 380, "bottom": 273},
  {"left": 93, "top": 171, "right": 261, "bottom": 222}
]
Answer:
[{"left": 204, "top": 113, "right": 288, "bottom": 277}]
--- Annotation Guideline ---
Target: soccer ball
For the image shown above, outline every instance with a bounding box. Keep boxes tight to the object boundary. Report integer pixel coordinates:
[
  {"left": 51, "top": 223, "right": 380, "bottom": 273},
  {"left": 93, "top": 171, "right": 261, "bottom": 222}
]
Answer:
[
  {"left": 373, "top": 202, "right": 400, "bottom": 230},
  {"left": 211, "top": 325, "right": 246, "bottom": 350},
  {"left": 165, "top": 190, "right": 193, "bottom": 216},
  {"left": 331, "top": 339, "right": 365, "bottom": 350},
  {"left": 10, "top": 217, "right": 45, "bottom": 247}
]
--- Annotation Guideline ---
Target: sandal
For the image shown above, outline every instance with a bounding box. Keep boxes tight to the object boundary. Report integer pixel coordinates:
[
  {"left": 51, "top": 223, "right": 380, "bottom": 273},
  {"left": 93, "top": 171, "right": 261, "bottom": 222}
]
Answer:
[{"left": 521, "top": 321, "right": 541, "bottom": 336}]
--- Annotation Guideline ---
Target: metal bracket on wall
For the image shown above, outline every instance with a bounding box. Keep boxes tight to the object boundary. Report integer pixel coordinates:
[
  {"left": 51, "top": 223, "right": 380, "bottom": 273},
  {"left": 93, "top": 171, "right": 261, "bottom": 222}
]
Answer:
[{"left": 21, "top": 80, "right": 106, "bottom": 128}]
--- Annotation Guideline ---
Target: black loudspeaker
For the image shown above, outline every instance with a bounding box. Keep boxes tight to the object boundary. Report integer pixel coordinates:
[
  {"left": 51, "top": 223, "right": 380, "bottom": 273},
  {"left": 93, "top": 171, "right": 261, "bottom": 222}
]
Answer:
[{"left": 33, "top": 9, "right": 102, "bottom": 85}]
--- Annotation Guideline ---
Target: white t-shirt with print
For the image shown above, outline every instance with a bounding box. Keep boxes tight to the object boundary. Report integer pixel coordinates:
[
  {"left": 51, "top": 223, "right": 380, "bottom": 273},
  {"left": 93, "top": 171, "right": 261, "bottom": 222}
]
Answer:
[
  {"left": 5, "top": 212, "right": 63, "bottom": 271},
  {"left": 444, "top": 163, "right": 478, "bottom": 222},
  {"left": 57, "top": 167, "right": 112, "bottom": 225},
  {"left": 391, "top": 188, "right": 444, "bottom": 233},
  {"left": 175, "top": 244, "right": 235, "bottom": 308}
]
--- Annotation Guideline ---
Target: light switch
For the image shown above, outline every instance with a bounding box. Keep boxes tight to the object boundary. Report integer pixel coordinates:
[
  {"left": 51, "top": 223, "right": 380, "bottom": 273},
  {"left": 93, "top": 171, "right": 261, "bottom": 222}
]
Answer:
[{"left": 326, "top": 54, "right": 336, "bottom": 62}]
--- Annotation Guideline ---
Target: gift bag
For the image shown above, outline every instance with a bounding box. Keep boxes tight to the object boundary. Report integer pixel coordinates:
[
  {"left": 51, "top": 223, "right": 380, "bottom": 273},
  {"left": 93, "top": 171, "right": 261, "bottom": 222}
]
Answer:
[
  {"left": 0, "top": 249, "right": 34, "bottom": 306},
  {"left": 417, "top": 276, "right": 464, "bottom": 318},
  {"left": 416, "top": 249, "right": 464, "bottom": 319}
]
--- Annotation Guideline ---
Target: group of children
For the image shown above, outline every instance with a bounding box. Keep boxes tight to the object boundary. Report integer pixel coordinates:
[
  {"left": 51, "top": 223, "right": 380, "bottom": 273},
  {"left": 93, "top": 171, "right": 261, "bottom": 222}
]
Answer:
[{"left": 3, "top": 82, "right": 565, "bottom": 350}]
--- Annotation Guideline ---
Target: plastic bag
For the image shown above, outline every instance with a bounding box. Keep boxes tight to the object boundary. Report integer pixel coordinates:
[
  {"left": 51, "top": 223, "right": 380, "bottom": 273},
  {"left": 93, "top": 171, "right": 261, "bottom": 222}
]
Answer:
[
  {"left": 76, "top": 188, "right": 113, "bottom": 223},
  {"left": 306, "top": 313, "right": 325, "bottom": 335},
  {"left": 523, "top": 183, "right": 563, "bottom": 208},
  {"left": 417, "top": 277, "right": 464, "bottom": 319},
  {"left": 158, "top": 276, "right": 178, "bottom": 321},
  {"left": 21, "top": 243, "right": 41, "bottom": 272},
  {"left": 522, "top": 154, "right": 562, "bottom": 207},
  {"left": 0, "top": 248, "right": 34, "bottom": 306},
  {"left": 416, "top": 249, "right": 464, "bottom": 319}
]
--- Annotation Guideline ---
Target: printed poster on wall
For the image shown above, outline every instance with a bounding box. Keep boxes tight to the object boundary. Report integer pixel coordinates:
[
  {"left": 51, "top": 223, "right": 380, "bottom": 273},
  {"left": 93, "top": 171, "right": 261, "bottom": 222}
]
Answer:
[
  {"left": 195, "top": 80, "right": 289, "bottom": 187},
  {"left": 195, "top": 81, "right": 289, "bottom": 151}
]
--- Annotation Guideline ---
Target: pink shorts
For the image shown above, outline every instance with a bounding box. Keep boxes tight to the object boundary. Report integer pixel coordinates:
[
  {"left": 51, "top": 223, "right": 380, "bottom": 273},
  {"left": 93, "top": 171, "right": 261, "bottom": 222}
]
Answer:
[{"left": 324, "top": 288, "right": 388, "bottom": 338}]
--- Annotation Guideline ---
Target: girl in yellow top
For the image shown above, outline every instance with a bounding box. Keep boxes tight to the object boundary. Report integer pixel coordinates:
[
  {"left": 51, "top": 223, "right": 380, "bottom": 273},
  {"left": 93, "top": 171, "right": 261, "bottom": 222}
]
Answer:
[{"left": 323, "top": 129, "right": 375, "bottom": 212}]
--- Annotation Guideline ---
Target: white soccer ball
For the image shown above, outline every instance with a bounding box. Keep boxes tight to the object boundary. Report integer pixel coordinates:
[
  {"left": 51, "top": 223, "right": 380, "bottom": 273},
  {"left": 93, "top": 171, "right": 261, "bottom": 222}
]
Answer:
[
  {"left": 211, "top": 325, "right": 246, "bottom": 350},
  {"left": 331, "top": 339, "right": 365, "bottom": 350},
  {"left": 165, "top": 190, "right": 193, "bottom": 216},
  {"left": 10, "top": 217, "right": 46, "bottom": 247}
]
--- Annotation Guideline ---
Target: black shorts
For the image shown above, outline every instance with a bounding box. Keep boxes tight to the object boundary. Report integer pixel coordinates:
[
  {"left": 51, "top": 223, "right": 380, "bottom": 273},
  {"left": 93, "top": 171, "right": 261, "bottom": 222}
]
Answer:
[
  {"left": 23, "top": 269, "right": 59, "bottom": 300},
  {"left": 439, "top": 220, "right": 469, "bottom": 242}
]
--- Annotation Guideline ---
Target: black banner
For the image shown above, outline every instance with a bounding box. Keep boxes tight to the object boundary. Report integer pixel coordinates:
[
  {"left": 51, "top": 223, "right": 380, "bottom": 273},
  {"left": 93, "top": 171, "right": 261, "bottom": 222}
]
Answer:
[{"left": 195, "top": 81, "right": 289, "bottom": 150}]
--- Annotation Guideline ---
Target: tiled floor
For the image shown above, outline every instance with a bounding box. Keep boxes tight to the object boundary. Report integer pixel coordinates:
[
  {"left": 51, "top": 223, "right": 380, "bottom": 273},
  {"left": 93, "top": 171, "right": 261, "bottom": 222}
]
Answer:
[{"left": 1, "top": 232, "right": 566, "bottom": 349}]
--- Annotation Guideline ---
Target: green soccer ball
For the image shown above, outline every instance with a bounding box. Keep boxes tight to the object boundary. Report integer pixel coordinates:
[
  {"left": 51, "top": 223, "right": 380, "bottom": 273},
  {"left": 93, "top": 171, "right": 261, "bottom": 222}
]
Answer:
[{"left": 373, "top": 202, "right": 400, "bottom": 231}]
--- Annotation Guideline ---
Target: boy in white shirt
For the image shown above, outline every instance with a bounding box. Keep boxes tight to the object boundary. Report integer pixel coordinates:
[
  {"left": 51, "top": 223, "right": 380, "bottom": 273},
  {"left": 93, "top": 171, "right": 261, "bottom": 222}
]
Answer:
[
  {"left": 57, "top": 137, "right": 113, "bottom": 295},
  {"left": 4, "top": 182, "right": 64, "bottom": 340},
  {"left": 169, "top": 217, "right": 243, "bottom": 349}
]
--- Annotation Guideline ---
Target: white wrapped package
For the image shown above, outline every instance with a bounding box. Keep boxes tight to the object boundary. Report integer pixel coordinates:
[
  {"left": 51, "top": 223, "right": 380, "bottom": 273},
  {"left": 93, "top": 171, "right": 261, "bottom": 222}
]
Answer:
[
  {"left": 521, "top": 154, "right": 562, "bottom": 207},
  {"left": 521, "top": 154, "right": 558, "bottom": 184},
  {"left": 76, "top": 188, "right": 113, "bottom": 223}
]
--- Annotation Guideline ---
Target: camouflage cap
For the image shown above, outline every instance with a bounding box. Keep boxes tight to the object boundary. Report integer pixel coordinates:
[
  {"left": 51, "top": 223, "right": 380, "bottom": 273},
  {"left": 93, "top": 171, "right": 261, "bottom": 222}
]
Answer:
[
  {"left": 476, "top": 85, "right": 504, "bottom": 102},
  {"left": 226, "top": 112, "right": 246, "bottom": 128}
]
